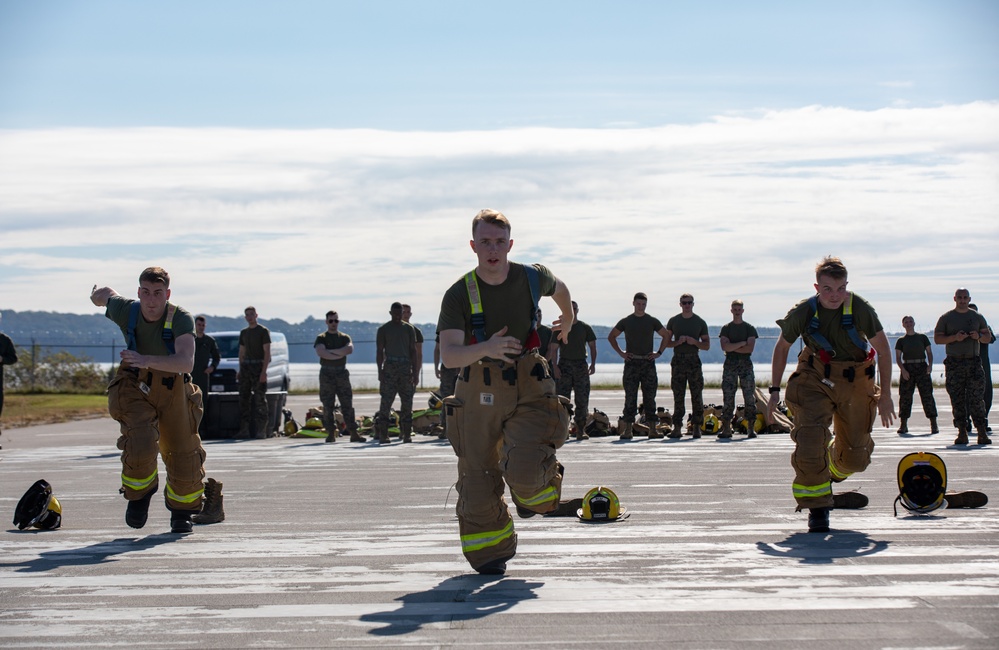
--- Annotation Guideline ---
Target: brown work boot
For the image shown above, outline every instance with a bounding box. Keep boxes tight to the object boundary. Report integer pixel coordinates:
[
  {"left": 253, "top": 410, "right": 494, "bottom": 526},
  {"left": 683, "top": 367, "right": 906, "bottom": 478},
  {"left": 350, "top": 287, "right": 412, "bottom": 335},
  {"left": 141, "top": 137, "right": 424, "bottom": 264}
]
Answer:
[
  {"left": 349, "top": 431, "right": 367, "bottom": 442},
  {"left": 929, "top": 417, "right": 939, "bottom": 434},
  {"left": 192, "top": 478, "right": 225, "bottom": 525},
  {"left": 978, "top": 430, "right": 992, "bottom": 445},
  {"left": 717, "top": 422, "right": 733, "bottom": 439},
  {"left": 896, "top": 418, "right": 908, "bottom": 435},
  {"left": 325, "top": 430, "right": 337, "bottom": 443},
  {"left": 618, "top": 420, "right": 633, "bottom": 440},
  {"left": 955, "top": 428, "right": 969, "bottom": 445}
]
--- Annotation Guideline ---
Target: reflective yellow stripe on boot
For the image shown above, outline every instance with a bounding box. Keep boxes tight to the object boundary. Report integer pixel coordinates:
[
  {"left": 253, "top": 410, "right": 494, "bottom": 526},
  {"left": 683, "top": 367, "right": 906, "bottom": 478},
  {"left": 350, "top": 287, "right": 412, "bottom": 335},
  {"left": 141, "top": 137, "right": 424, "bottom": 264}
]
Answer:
[
  {"left": 122, "top": 469, "right": 157, "bottom": 492},
  {"left": 461, "top": 520, "right": 514, "bottom": 553}
]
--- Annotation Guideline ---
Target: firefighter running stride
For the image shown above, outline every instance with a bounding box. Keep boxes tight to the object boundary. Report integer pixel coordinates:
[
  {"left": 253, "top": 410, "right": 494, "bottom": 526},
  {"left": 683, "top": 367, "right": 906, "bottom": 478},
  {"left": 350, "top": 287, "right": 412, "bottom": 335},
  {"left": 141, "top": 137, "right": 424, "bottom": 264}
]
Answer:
[
  {"left": 91, "top": 267, "right": 209, "bottom": 534},
  {"left": 437, "top": 209, "right": 575, "bottom": 575},
  {"left": 766, "top": 256, "right": 895, "bottom": 534}
]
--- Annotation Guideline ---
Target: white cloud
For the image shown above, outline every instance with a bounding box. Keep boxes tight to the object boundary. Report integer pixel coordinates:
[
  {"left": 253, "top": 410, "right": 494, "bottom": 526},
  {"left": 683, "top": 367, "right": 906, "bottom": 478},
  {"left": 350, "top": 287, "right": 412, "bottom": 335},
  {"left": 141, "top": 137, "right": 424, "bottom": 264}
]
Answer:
[{"left": 1, "top": 103, "right": 998, "bottom": 330}]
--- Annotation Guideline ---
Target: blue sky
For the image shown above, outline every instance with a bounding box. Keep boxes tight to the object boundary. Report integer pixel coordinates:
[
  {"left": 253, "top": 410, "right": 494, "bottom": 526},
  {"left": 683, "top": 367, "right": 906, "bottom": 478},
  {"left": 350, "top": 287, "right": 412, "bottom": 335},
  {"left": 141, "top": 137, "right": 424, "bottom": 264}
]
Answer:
[{"left": 1, "top": 1, "right": 997, "bottom": 329}]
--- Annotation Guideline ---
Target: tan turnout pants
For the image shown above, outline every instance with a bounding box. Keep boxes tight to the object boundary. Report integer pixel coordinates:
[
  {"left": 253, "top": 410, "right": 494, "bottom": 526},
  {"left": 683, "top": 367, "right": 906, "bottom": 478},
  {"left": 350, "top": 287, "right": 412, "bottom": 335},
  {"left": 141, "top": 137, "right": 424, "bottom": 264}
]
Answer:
[
  {"left": 785, "top": 347, "right": 878, "bottom": 509},
  {"left": 107, "top": 366, "right": 206, "bottom": 512},
  {"left": 444, "top": 351, "right": 568, "bottom": 571}
]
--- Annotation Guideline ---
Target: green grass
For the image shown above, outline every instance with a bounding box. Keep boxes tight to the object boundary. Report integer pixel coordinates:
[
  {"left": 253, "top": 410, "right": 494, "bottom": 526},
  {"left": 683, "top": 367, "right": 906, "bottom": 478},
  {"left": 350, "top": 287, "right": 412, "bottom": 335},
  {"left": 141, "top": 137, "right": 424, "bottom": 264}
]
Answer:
[{"left": 3, "top": 393, "right": 110, "bottom": 428}]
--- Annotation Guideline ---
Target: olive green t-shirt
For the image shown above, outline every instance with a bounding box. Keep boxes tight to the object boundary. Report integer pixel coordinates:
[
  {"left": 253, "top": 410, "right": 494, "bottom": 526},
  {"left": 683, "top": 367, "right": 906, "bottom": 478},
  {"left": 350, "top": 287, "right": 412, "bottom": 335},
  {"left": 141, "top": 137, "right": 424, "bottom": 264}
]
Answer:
[
  {"left": 666, "top": 314, "right": 709, "bottom": 356},
  {"left": 935, "top": 309, "right": 989, "bottom": 358},
  {"left": 558, "top": 321, "right": 597, "bottom": 361},
  {"left": 239, "top": 325, "right": 271, "bottom": 361},
  {"left": 613, "top": 314, "right": 664, "bottom": 356},
  {"left": 437, "top": 263, "right": 558, "bottom": 358},
  {"left": 377, "top": 321, "right": 417, "bottom": 360},
  {"left": 719, "top": 321, "right": 758, "bottom": 360},
  {"left": 315, "top": 330, "right": 352, "bottom": 367},
  {"left": 895, "top": 333, "right": 931, "bottom": 363},
  {"left": 778, "top": 293, "right": 882, "bottom": 362},
  {"left": 105, "top": 296, "right": 195, "bottom": 357}
]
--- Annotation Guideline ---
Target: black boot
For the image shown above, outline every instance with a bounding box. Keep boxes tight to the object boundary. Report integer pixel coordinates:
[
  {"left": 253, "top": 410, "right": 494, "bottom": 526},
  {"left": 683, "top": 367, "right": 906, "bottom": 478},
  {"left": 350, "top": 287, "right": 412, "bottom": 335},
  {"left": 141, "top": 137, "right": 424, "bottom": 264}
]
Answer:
[
  {"left": 807, "top": 507, "right": 830, "bottom": 533},
  {"left": 171, "top": 511, "right": 193, "bottom": 534},
  {"left": 125, "top": 486, "right": 158, "bottom": 529}
]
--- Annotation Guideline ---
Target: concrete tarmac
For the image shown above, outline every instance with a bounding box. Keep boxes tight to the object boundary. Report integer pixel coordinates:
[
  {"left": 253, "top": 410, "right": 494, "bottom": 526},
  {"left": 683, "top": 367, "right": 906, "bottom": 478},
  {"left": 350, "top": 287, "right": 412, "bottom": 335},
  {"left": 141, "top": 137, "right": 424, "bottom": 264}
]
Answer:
[{"left": 1, "top": 388, "right": 997, "bottom": 649}]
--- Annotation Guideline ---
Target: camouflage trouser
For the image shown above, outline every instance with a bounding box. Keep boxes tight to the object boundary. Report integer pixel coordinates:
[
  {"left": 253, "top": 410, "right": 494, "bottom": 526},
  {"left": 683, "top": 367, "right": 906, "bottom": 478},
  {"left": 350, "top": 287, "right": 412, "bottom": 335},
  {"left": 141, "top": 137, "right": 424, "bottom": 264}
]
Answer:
[
  {"left": 721, "top": 356, "right": 756, "bottom": 423},
  {"left": 671, "top": 354, "right": 704, "bottom": 427},
  {"left": 945, "top": 357, "right": 986, "bottom": 430},
  {"left": 622, "top": 359, "right": 657, "bottom": 423},
  {"left": 897, "top": 361, "right": 937, "bottom": 419},
  {"left": 439, "top": 366, "right": 460, "bottom": 428},
  {"left": 376, "top": 360, "right": 415, "bottom": 434},
  {"left": 557, "top": 358, "right": 591, "bottom": 427},
  {"left": 319, "top": 366, "right": 357, "bottom": 433},
  {"left": 238, "top": 360, "right": 268, "bottom": 431}
]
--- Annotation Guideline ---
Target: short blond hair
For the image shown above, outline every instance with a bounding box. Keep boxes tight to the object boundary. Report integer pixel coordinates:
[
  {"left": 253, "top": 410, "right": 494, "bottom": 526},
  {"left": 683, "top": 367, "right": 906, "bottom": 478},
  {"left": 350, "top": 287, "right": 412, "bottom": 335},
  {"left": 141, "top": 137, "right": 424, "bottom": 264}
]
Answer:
[{"left": 472, "top": 209, "right": 511, "bottom": 237}]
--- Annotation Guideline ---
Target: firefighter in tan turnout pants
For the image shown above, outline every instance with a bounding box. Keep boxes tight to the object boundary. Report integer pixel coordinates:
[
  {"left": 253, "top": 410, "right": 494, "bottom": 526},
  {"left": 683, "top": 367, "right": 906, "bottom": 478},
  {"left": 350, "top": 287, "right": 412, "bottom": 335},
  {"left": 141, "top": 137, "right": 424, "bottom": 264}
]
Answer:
[
  {"left": 91, "top": 267, "right": 207, "bottom": 534},
  {"left": 767, "top": 257, "right": 895, "bottom": 534},
  {"left": 438, "top": 209, "right": 575, "bottom": 575}
]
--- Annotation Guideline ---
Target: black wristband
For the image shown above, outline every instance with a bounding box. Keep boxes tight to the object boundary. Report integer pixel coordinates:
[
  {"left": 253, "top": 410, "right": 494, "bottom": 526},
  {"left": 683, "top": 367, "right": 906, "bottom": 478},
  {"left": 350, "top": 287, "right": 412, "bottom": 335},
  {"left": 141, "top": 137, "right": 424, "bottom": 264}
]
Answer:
[{"left": 769, "top": 385, "right": 781, "bottom": 394}]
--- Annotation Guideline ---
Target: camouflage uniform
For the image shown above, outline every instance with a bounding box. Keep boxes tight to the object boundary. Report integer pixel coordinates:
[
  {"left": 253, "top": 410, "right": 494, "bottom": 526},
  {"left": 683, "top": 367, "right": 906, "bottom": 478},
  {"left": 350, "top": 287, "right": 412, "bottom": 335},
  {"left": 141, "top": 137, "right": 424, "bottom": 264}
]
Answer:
[
  {"left": 944, "top": 358, "right": 986, "bottom": 429},
  {"left": 558, "top": 358, "right": 591, "bottom": 429},
  {"left": 936, "top": 308, "right": 990, "bottom": 432},
  {"left": 622, "top": 359, "right": 657, "bottom": 423},
  {"left": 721, "top": 356, "right": 756, "bottom": 425},
  {"left": 671, "top": 354, "right": 704, "bottom": 428},
  {"left": 375, "top": 359, "right": 415, "bottom": 436},
  {"left": 319, "top": 366, "right": 358, "bottom": 435},
  {"left": 898, "top": 362, "right": 937, "bottom": 419}
]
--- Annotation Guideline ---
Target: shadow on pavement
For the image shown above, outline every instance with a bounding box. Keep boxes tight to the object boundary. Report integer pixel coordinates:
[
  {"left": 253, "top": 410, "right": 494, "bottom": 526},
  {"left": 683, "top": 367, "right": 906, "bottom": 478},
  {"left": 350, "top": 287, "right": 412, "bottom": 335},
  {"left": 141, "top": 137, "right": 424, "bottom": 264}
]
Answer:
[
  {"left": 756, "top": 530, "right": 890, "bottom": 564},
  {"left": 361, "top": 574, "right": 543, "bottom": 636},
  {"left": 0, "top": 534, "right": 181, "bottom": 573}
]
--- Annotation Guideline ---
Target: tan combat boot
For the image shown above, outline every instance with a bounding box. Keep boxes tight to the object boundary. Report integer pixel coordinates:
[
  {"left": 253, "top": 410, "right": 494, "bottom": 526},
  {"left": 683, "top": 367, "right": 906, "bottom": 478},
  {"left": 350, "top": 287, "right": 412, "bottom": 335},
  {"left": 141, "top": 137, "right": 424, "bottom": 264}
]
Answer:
[
  {"left": 618, "top": 419, "right": 633, "bottom": 440},
  {"left": 954, "top": 427, "right": 969, "bottom": 445},
  {"left": 192, "top": 478, "right": 225, "bottom": 525},
  {"left": 897, "top": 417, "right": 908, "bottom": 435}
]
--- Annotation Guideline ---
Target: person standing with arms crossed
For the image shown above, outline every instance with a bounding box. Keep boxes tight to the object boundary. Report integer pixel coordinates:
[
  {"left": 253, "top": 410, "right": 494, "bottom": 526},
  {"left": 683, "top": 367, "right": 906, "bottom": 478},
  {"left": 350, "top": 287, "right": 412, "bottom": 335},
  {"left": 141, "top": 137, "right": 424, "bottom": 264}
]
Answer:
[
  {"left": 766, "top": 256, "right": 895, "bottom": 533},
  {"left": 934, "top": 289, "right": 992, "bottom": 445},
  {"left": 438, "top": 209, "right": 576, "bottom": 575},
  {"left": 718, "top": 300, "right": 758, "bottom": 439},
  {"left": 315, "top": 310, "right": 366, "bottom": 443}
]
